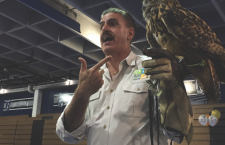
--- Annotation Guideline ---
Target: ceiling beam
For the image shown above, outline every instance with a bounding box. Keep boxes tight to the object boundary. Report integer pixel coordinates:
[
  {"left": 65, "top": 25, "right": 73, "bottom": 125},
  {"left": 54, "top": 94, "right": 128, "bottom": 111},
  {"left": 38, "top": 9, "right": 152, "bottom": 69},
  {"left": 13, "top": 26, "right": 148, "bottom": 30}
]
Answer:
[
  {"left": 211, "top": 0, "right": 225, "bottom": 23},
  {"left": 43, "top": 0, "right": 102, "bottom": 48},
  {"left": 83, "top": 0, "right": 110, "bottom": 10},
  {"left": 110, "top": 0, "right": 146, "bottom": 28},
  {"left": 17, "top": 0, "right": 81, "bottom": 33},
  {"left": 187, "top": 3, "right": 214, "bottom": 14},
  {"left": 2, "top": 79, "right": 78, "bottom": 94},
  {"left": 130, "top": 44, "right": 143, "bottom": 55}
]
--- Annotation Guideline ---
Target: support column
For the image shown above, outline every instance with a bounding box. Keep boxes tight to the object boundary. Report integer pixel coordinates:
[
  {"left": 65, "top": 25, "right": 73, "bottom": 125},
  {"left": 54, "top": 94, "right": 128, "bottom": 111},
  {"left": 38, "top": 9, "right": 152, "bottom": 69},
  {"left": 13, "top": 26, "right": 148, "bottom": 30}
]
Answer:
[{"left": 32, "top": 89, "right": 43, "bottom": 117}]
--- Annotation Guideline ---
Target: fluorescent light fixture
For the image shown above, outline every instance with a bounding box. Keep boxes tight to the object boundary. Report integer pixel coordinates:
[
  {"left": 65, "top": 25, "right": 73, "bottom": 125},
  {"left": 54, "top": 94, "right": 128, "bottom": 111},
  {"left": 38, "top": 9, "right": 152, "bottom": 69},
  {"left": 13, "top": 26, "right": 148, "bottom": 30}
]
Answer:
[
  {"left": 0, "top": 89, "right": 7, "bottom": 94},
  {"left": 65, "top": 79, "right": 73, "bottom": 85}
]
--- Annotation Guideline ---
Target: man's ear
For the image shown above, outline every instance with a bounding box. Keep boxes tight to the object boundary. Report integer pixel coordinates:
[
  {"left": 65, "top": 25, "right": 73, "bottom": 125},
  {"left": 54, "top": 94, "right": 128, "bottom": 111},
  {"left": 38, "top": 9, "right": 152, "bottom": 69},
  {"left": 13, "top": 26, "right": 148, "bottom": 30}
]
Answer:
[{"left": 127, "top": 27, "right": 135, "bottom": 42}]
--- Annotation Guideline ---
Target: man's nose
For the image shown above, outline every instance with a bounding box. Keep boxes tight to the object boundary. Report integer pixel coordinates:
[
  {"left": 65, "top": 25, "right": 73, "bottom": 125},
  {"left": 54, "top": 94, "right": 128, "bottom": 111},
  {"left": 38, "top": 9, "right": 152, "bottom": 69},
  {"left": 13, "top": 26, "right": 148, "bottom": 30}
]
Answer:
[{"left": 101, "top": 23, "right": 110, "bottom": 32}]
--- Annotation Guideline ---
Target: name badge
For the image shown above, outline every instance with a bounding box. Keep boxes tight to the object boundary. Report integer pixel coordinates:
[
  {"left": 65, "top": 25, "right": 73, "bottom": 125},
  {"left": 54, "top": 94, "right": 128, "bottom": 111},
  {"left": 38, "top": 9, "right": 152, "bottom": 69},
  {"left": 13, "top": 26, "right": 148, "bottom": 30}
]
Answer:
[{"left": 133, "top": 68, "right": 149, "bottom": 80}]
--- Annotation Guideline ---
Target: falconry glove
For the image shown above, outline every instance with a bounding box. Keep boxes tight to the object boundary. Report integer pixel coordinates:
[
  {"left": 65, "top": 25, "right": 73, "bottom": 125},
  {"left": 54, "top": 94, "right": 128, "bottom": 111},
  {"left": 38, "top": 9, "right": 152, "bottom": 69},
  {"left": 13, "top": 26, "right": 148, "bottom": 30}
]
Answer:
[{"left": 142, "top": 48, "right": 193, "bottom": 144}]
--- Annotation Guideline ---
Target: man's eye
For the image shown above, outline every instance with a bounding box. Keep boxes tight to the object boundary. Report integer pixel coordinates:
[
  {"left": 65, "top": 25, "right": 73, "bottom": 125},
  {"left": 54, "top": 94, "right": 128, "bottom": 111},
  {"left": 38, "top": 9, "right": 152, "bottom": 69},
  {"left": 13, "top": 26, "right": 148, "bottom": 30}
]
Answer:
[{"left": 110, "top": 22, "right": 115, "bottom": 27}]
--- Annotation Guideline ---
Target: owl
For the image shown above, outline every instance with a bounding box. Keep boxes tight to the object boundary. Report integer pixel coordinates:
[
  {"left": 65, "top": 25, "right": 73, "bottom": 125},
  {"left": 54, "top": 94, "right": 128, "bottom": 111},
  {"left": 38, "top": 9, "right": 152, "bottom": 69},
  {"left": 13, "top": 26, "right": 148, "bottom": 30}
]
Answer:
[{"left": 142, "top": 0, "right": 225, "bottom": 103}]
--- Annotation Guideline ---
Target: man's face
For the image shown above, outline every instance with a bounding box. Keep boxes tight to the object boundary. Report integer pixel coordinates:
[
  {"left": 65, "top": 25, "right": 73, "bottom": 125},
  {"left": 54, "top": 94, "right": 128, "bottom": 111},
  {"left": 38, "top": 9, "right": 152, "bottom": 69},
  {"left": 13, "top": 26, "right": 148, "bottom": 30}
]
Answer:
[{"left": 100, "top": 13, "right": 131, "bottom": 55}]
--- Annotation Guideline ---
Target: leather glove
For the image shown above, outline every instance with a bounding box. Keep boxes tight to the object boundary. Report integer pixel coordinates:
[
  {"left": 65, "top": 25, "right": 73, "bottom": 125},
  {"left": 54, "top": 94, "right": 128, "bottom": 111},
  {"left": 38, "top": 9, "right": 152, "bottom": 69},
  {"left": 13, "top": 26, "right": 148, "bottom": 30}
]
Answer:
[
  {"left": 142, "top": 48, "right": 193, "bottom": 144},
  {"left": 142, "top": 48, "right": 186, "bottom": 90}
]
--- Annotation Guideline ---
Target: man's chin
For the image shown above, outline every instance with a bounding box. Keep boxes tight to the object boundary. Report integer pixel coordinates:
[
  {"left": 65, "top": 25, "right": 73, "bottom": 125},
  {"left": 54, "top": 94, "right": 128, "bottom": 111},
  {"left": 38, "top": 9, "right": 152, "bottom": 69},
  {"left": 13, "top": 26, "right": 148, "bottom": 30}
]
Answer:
[{"left": 102, "top": 47, "right": 116, "bottom": 55}]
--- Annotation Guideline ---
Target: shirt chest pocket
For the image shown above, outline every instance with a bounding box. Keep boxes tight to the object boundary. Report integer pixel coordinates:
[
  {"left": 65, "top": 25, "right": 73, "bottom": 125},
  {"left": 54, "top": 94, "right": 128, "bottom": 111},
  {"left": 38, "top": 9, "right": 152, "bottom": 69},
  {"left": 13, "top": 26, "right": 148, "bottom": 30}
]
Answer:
[{"left": 120, "top": 83, "right": 148, "bottom": 118}]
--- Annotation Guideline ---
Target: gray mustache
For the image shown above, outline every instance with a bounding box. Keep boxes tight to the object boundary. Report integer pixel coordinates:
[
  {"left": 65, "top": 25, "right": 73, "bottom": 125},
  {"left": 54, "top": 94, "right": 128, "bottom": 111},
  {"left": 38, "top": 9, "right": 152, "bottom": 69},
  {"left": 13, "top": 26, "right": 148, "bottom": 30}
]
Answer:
[{"left": 101, "top": 31, "right": 114, "bottom": 40}]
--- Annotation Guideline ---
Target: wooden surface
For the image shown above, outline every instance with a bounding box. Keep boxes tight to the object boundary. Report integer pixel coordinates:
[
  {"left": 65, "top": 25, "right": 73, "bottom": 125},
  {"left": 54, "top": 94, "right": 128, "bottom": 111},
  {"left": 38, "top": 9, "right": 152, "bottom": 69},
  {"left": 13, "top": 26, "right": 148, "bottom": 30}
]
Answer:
[
  {"left": 0, "top": 104, "right": 225, "bottom": 145},
  {"left": 173, "top": 103, "right": 225, "bottom": 145},
  {"left": 174, "top": 140, "right": 225, "bottom": 145}
]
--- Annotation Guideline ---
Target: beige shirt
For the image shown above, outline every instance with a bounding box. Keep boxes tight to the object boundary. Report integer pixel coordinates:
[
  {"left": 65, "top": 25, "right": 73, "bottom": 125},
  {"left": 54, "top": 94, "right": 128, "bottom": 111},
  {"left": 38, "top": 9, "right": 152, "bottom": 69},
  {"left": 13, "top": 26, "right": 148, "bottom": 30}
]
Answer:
[{"left": 56, "top": 51, "right": 168, "bottom": 145}]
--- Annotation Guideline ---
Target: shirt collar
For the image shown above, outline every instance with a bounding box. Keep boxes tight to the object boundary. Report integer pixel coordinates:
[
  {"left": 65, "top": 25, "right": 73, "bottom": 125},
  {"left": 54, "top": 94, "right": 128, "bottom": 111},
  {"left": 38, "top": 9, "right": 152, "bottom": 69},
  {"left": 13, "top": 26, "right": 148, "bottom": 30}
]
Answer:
[
  {"left": 101, "top": 51, "right": 137, "bottom": 69},
  {"left": 126, "top": 51, "right": 137, "bottom": 66}
]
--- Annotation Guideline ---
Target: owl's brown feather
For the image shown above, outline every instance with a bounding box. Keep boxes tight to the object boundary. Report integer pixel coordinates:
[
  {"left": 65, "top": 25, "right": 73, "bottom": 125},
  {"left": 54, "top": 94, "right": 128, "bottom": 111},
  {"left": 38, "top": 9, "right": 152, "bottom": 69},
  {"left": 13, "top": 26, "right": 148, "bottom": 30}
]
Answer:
[
  {"left": 142, "top": 0, "right": 225, "bottom": 103},
  {"left": 160, "top": 7, "right": 225, "bottom": 67},
  {"left": 208, "top": 60, "right": 220, "bottom": 102}
]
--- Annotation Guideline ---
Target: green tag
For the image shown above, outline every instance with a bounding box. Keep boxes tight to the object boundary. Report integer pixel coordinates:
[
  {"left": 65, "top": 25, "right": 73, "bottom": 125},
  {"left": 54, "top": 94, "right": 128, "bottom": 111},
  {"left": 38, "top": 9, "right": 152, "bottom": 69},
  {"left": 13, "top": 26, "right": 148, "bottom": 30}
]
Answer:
[
  {"left": 134, "top": 69, "right": 141, "bottom": 80},
  {"left": 133, "top": 69, "right": 149, "bottom": 80}
]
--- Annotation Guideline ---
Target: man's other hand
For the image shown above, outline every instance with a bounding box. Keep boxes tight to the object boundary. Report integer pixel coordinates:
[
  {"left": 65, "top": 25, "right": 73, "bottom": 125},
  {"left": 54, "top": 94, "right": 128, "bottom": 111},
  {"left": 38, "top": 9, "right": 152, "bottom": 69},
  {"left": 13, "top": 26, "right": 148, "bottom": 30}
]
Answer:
[
  {"left": 141, "top": 48, "right": 182, "bottom": 88},
  {"left": 142, "top": 58, "right": 173, "bottom": 81},
  {"left": 77, "top": 56, "right": 112, "bottom": 98}
]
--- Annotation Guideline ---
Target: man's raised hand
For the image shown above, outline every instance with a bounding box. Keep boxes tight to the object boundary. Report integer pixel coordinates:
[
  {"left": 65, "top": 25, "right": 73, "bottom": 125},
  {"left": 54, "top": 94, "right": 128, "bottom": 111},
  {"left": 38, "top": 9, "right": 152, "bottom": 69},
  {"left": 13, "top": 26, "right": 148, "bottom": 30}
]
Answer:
[{"left": 77, "top": 56, "right": 112, "bottom": 98}]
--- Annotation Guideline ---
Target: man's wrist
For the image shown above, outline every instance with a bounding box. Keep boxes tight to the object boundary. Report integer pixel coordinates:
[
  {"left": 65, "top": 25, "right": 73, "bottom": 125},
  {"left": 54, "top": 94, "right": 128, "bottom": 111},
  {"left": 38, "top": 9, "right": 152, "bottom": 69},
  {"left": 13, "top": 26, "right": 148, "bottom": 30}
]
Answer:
[{"left": 74, "top": 86, "right": 91, "bottom": 100}]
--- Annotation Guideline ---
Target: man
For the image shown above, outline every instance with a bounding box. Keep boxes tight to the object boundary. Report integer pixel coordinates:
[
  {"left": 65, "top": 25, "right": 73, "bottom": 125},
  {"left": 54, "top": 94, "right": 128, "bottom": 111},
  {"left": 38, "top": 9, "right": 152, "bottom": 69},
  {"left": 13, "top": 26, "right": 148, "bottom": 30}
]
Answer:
[{"left": 56, "top": 8, "right": 191, "bottom": 145}]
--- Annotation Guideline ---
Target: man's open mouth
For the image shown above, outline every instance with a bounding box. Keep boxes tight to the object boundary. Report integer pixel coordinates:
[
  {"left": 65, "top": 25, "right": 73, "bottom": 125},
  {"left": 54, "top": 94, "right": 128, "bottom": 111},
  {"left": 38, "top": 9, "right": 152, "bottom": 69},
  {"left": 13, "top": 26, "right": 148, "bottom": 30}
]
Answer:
[{"left": 102, "top": 35, "right": 114, "bottom": 43}]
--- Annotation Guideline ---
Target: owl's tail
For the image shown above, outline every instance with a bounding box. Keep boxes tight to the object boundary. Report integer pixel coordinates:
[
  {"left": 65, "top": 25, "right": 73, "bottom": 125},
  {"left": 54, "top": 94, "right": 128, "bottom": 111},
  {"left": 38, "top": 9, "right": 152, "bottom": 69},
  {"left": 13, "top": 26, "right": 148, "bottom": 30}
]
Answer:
[
  {"left": 210, "top": 43, "right": 225, "bottom": 68},
  {"left": 199, "top": 59, "right": 220, "bottom": 103},
  {"left": 188, "top": 58, "right": 220, "bottom": 103},
  {"left": 208, "top": 59, "right": 220, "bottom": 103},
  {"left": 212, "top": 43, "right": 225, "bottom": 83}
]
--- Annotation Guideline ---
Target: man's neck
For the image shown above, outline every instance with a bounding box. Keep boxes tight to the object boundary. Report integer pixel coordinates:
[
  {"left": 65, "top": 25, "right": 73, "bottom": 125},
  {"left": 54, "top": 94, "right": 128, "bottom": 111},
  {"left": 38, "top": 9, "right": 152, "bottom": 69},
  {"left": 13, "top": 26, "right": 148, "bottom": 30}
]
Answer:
[{"left": 106, "top": 49, "right": 131, "bottom": 75}]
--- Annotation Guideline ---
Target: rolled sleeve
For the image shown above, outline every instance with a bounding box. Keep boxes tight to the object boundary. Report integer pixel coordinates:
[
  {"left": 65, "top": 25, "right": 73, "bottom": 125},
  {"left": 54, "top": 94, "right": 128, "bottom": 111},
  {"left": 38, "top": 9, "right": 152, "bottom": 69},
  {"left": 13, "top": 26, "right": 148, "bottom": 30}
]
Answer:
[{"left": 56, "top": 111, "right": 87, "bottom": 144}]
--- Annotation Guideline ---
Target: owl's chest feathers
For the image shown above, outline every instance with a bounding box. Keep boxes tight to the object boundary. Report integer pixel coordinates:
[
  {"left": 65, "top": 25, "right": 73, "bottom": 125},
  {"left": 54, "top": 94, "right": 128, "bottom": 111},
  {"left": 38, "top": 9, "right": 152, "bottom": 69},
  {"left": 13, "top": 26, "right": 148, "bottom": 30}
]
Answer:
[
  {"left": 149, "top": 7, "right": 200, "bottom": 58},
  {"left": 149, "top": 8, "right": 170, "bottom": 49}
]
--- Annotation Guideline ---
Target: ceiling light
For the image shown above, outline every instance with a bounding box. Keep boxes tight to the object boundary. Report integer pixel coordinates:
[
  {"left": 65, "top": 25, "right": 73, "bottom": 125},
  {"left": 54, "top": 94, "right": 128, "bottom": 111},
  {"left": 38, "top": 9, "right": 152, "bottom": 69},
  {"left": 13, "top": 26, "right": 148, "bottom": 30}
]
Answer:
[
  {"left": 0, "top": 89, "right": 7, "bottom": 94},
  {"left": 65, "top": 79, "right": 72, "bottom": 85}
]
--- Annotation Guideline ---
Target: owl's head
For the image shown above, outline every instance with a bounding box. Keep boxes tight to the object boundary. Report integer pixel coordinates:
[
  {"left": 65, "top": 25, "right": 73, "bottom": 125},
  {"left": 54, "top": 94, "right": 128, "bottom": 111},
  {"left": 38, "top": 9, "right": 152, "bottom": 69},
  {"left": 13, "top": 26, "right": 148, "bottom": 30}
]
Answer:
[
  {"left": 166, "top": 0, "right": 181, "bottom": 7},
  {"left": 142, "top": 0, "right": 181, "bottom": 19},
  {"left": 142, "top": 0, "right": 157, "bottom": 7},
  {"left": 142, "top": 0, "right": 181, "bottom": 8},
  {"left": 142, "top": 0, "right": 158, "bottom": 19}
]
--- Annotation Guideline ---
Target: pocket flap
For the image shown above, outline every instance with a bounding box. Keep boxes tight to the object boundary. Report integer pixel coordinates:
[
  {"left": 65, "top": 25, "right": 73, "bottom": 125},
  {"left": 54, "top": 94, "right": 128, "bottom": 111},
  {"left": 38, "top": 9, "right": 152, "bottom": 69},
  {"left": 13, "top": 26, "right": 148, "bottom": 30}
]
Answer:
[{"left": 123, "top": 83, "right": 148, "bottom": 93}]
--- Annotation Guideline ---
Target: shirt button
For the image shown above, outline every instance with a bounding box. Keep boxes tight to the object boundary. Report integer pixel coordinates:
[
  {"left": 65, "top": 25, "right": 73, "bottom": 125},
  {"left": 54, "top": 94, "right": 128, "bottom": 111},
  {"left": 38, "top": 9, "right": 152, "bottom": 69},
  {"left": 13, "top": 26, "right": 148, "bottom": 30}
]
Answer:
[
  {"left": 137, "top": 88, "right": 140, "bottom": 91},
  {"left": 110, "top": 89, "right": 113, "bottom": 92},
  {"left": 103, "top": 125, "right": 106, "bottom": 129},
  {"left": 107, "top": 106, "right": 110, "bottom": 109}
]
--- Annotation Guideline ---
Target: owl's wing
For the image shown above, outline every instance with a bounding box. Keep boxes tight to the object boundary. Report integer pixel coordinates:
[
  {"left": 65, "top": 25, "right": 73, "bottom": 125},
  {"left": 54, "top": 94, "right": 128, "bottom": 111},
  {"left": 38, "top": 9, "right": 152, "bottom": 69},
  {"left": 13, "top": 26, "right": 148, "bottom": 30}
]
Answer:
[
  {"left": 160, "top": 7, "right": 222, "bottom": 52},
  {"left": 146, "top": 24, "right": 161, "bottom": 49}
]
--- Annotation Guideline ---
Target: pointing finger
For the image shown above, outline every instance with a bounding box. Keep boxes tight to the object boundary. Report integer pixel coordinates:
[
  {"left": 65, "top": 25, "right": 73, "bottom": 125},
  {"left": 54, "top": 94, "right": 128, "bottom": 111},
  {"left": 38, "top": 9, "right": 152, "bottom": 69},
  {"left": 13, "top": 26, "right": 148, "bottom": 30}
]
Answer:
[
  {"left": 99, "top": 69, "right": 105, "bottom": 77},
  {"left": 78, "top": 57, "right": 87, "bottom": 73},
  {"left": 91, "top": 56, "right": 112, "bottom": 72}
]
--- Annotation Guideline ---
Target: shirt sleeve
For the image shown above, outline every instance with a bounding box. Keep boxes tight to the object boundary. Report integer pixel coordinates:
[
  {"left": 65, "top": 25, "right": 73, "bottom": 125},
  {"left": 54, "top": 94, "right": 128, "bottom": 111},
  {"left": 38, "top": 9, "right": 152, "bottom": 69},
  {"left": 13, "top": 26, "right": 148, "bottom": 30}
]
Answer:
[{"left": 56, "top": 102, "right": 87, "bottom": 144}]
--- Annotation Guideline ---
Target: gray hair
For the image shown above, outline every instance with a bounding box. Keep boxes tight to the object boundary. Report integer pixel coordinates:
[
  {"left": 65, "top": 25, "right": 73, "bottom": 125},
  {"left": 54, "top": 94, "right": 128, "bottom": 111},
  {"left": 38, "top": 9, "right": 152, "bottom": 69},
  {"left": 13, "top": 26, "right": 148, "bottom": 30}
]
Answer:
[{"left": 101, "top": 8, "right": 136, "bottom": 43}]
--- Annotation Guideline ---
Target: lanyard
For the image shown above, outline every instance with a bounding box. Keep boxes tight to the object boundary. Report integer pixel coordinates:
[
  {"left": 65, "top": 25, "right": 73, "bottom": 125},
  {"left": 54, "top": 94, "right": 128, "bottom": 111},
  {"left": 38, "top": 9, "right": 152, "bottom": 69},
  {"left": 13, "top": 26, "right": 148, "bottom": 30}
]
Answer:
[{"left": 147, "top": 80, "right": 161, "bottom": 145}]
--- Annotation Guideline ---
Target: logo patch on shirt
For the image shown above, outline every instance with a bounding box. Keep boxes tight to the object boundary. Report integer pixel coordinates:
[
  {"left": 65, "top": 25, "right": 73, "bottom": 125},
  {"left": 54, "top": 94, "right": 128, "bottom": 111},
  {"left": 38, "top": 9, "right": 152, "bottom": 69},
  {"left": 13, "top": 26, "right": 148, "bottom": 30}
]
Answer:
[{"left": 133, "top": 69, "right": 149, "bottom": 80}]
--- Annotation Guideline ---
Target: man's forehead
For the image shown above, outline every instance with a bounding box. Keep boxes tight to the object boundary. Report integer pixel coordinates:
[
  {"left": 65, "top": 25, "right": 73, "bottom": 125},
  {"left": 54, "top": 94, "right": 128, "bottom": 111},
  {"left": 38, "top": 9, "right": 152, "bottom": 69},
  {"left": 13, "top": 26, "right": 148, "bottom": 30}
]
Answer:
[{"left": 100, "top": 13, "right": 122, "bottom": 23}]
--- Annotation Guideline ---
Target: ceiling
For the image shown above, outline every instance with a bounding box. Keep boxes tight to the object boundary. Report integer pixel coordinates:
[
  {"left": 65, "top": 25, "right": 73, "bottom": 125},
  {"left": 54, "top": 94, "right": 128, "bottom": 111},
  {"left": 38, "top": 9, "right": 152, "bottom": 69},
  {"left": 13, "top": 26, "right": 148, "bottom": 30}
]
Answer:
[{"left": 0, "top": 0, "right": 224, "bottom": 89}]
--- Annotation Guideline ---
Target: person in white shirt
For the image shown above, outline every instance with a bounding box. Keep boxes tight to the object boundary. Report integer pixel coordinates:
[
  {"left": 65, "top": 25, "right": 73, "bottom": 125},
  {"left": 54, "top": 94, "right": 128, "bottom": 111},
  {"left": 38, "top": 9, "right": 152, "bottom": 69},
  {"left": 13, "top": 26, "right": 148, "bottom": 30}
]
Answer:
[{"left": 56, "top": 8, "right": 192, "bottom": 145}]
